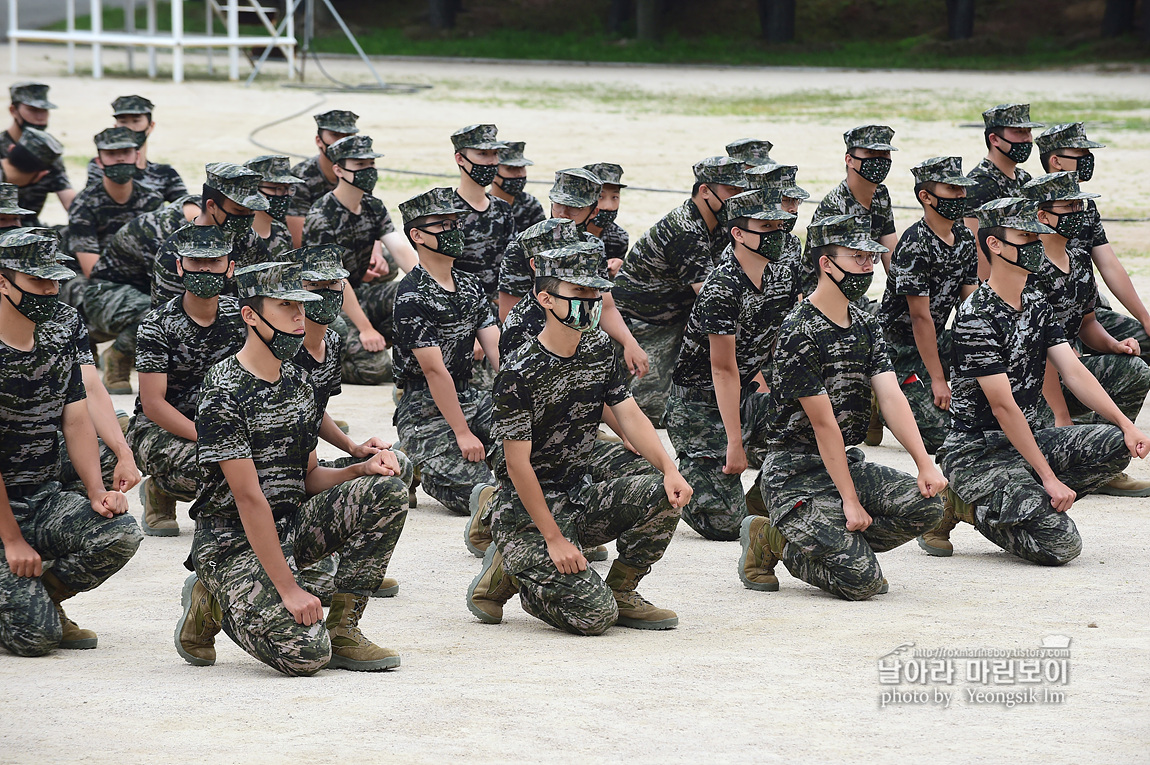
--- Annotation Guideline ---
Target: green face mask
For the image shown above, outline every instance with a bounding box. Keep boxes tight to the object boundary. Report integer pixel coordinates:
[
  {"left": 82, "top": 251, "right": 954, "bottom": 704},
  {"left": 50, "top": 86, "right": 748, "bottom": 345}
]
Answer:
[
  {"left": 103, "top": 162, "right": 140, "bottom": 185},
  {"left": 4, "top": 278, "right": 58, "bottom": 324},
  {"left": 344, "top": 167, "right": 378, "bottom": 193},
  {"left": 220, "top": 210, "right": 254, "bottom": 235},
  {"left": 129, "top": 129, "right": 149, "bottom": 146},
  {"left": 264, "top": 195, "right": 291, "bottom": 222},
  {"left": 182, "top": 270, "right": 227, "bottom": 299},
  {"left": 418, "top": 226, "right": 465, "bottom": 259},
  {"left": 304, "top": 288, "right": 343, "bottom": 325},
  {"left": 930, "top": 194, "right": 967, "bottom": 221},
  {"left": 1047, "top": 209, "right": 1087, "bottom": 240},
  {"left": 997, "top": 238, "right": 1045, "bottom": 273},
  {"left": 742, "top": 227, "right": 786, "bottom": 261},
  {"left": 253, "top": 310, "right": 305, "bottom": 360},
  {"left": 827, "top": 256, "right": 874, "bottom": 301},
  {"left": 996, "top": 138, "right": 1033, "bottom": 164}
]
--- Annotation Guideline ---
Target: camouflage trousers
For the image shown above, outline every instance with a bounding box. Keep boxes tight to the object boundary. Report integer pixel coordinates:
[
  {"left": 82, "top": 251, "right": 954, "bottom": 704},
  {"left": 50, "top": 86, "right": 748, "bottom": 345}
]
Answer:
[
  {"left": 394, "top": 386, "right": 493, "bottom": 515},
  {"left": 81, "top": 280, "right": 150, "bottom": 354},
  {"left": 883, "top": 332, "right": 954, "bottom": 455},
  {"left": 0, "top": 481, "right": 142, "bottom": 656},
  {"left": 191, "top": 472, "right": 409, "bottom": 676},
  {"left": 1037, "top": 352, "right": 1150, "bottom": 428},
  {"left": 938, "top": 425, "right": 1129, "bottom": 566},
  {"left": 1095, "top": 297, "right": 1150, "bottom": 360},
  {"left": 490, "top": 473, "right": 680, "bottom": 635},
  {"left": 759, "top": 448, "right": 943, "bottom": 601},
  {"left": 127, "top": 418, "right": 198, "bottom": 501},
  {"left": 59, "top": 275, "right": 88, "bottom": 314},
  {"left": 665, "top": 385, "right": 772, "bottom": 541},
  {"left": 625, "top": 318, "right": 685, "bottom": 425},
  {"left": 333, "top": 280, "right": 401, "bottom": 386}
]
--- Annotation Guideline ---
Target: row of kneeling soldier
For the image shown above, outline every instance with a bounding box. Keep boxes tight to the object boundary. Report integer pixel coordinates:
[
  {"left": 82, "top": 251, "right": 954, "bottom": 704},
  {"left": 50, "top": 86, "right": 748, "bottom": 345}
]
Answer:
[{"left": 2, "top": 83, "right": 1149, "bottom": 674}]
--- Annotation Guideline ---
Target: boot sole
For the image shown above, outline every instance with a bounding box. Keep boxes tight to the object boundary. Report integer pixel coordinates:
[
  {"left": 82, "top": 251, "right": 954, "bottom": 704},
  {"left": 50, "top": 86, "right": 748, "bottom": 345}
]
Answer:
[
  {"left": 372, "top": 583, "right": 399, "bottom": 598},
  {"left": 58, "top": 636, "right": 98, "bottom": 649},
  {"left": 1096, "top": 486, "right": 1150, "bottom": 497},
  {"left": 174, "top": 574, "right": 215, "bottom": 667},
  {"left": 328, "top": 653, "right": 400, "bottom": 672},
  {"left": 585, "top": 548, "right": 608, "bottom": 562},
  {"left": 465, "top": 484, "right": 493, "bottom": 558},
  {"left": 738, "top": 515, "right": 780, "bottom": 592},
  {"left": 916, "top": 536, "right": 953, "bottom": 557},
  {"left": 466, "top": 546, "right": 504, "bottom": 624},
  {"left": 142, "top": 518, "right": 180, "bottom": 537},
  {"left": 616, "top": 615, "right": 678, "bottom": 630}
]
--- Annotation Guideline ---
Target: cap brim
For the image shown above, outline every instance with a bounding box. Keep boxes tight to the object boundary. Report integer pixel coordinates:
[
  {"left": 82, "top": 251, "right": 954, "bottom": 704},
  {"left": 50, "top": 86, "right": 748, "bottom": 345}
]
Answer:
[
  {"left": 180, "top": 248, "right": 232, "bottom": 260},
  {"left": 936, "top": 175, "right": 979, "bottom": 187},
  {"left": 111, "top": 108, "right": 149, "bottom": 116},
  {"left": 340, "top": 150, "right": 384, "bottom": 160},
  {"left": 500, "top": 158, "right": 534, "bottom": 167},
  {"left": 262, "top": 174, "right": 305, "bottom": 185},
  {"left": 21, "top": 99, "right": 57, "bottom": 110},
  {"left": 0, "top": 204, "right": 36, "bottom": 215},
  {"left": 840, "top": 237, "right": 889, "bottom": 253},
  {"left": 566, "top": 275, "right": 614, "bottom": 290},
  {"left": 21, "top": 262, "right": 75, "bottom": 280},
  {"left": 1009, "top": 220, "right": 1057, "bottom": 235},
  {"left": 317, "top": 126, "right": 360, "bottom": 135},
  {"left": 746, "top": 209, "right": 797, "bottom": 222},
  {"left": 299, "top": 266, "right": 351, "bottom": 281},
  {"left": 97, "top": 141, "right": 140, "bottom": 151},
  {"left": 226, "top": 192, "right": 270, "bottom": 212},
  {"left": 549, "top": 193, "right": 597, "bottom": 208},
  {"left": 260, "top": 288, "right": 321, "bottom": 302},
  {"left": 854, "top": 143, "right": 898, "bottom": 151},
  {"left": 1058, "top": 138, "right": 1106, "bottom": 149},
  {"left": 463, "top": 141, "right": 509, "bottom": 151},
  {"left": 782, "top": 186, "right": 809, "bottom": 200},
  {"left": 1056, "top": 190, "right": 1101, "bottom": 201}
]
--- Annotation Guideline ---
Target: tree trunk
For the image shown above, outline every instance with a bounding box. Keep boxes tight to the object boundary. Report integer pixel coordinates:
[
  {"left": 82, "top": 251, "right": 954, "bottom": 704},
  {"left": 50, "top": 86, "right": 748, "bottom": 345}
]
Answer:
[
  {"left": 1101, "top": 0, "right": 1136, "bottom": 37},
  {"left": 428, "top": 0, "right": 459, "bottom": 30},
  {"left": 608, "top": 0, "right": 631, "bottom": 35},
  {"left": 945, "top": 0, "right": 975, "bottom": 40},
  {"left": 758, "top": 0, "right": 796, "bottom": 43},
  {"left": 636, "top": 0, "right": 662, "bottom": 41},
  {"left": 1142, "top": 0, "right": 1150, "bottom": 43}
]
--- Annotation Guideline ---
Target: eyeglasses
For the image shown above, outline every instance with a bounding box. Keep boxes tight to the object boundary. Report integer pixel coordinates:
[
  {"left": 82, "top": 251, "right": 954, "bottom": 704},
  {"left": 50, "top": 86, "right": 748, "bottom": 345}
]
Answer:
[
  {"left": 831, "top": 251, "right": 880, "bottom": 266},
  {"left": 415, "top": 219, "right": 459, "bottom": 233}
]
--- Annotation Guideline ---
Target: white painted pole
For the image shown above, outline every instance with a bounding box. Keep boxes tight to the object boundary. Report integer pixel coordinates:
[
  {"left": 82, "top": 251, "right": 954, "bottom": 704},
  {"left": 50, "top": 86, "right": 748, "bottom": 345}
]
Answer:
[
  {"left": 172, "top": 0, "right": 183, "bottom": 83},
  {"left": 126, "top": 0, "right": 135, "bottom": 72},
  {"left": 8, "top": 0, "right": 17, "bottom": 74},
  {"left": 227, "top": 0, "right": 238, "bottom": 81},
  {"left": 205, "top": 0, "right": 213, "bottom": 75},
  {"left": 146, "top": 0, "right": 156, "bottom": 77},
  {"left": 66, "top": 0, "right": 75, "bottom": 74},
  {"left": 91, "top": 0, "right": 103, "bottom": 78},
  {"left": 285, "top": 0, "right": 295, "bottom": 78}
]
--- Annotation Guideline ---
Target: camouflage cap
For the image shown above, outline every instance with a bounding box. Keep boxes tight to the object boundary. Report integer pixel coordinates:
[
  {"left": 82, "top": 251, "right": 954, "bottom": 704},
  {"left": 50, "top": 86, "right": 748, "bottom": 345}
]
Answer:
[
  {"left": 583, "top": 162, "right": 627, "bottom": 188},
  {"left": 16, "top": 127, "right": 63, "bottom": 168},
  {"left": 399, "top": 187, "right": 466, "bottom": 226},
  {"left": 327, "top": 135, "right": 382, "bottom": 164},
  {"left": 205, "top": 162, "right": 269, "bottom": 211},
  {"left": 173, "top": 222, "right": 233, "bottom": 260},
  {"left": 0, "top": 183, "right": 35, "bottom": 216},
  {"left": 1036, "top": 122, "right": 1105, "bottom": 154},
  {"left": 287, "top": 244, "right": 351, "bottom": 281},
  {"left": 520, "top": 217, "right": 582, "bottom": 260},
  {"left": 536, "top": 242, "right": 613, "bottom": 290},
  {"left": 982, "top": 103, "right": 1043, "bottom": 130},
  {"left": 1022, "top": 172, "right": 1100, "bottom": 205},
  {"left": 498, "top": 141, "right": 534, "bottom": 167},
  {"left": 910, "top": 156, "right": 978, "bottom": 187},
  {"left": 245, "top": 154, "right": 304, "bottom": 185},
  {"left": 973, "top": 197, "right": 1055, "bottom": 234},
  {"left": 451, "top": 124, "right": 508, "bottom": 152},
  {"left": 807, "top": 214, "right": 889, "bottom": 253},
  {"left": 743, "top": 163, "right": 809, "bottom": 200},
  {"left": 235, "top": 261, "right": 320, "bottom": 302},
  {"left": 726, "top": 138, "right": 774, "bottom": 166},
  {"left": 844, "top": 125, "right": 897, "bottom": 152},
  {"left": 693, "top": 156, "right": 750, "bottom": 188},
  {"left": 723, "top": 188, "right": 797, "bottom": 223},
  {"left": 313, "top": 109, "right": 360, "bottom": 135},
  {"left": 111, "top": 94, "right": 154, "bottom": 116},
  {"left": 94, "top": 126, "right": 139, "bottom": 151},
  {"left": 0, "top": 230, "right": 73, "bottom": 280},
  {"left": 549, "top": 168, "right": 602, "bottom": 208},
  {"left": 9, "top": 81, "right": 56, "bottom": 110}
]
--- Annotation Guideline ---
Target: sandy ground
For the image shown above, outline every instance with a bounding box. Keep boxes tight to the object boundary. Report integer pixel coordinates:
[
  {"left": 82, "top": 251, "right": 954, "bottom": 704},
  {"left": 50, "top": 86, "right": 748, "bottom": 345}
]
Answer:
[{"left": 2, "top": 44, "right": 1150, "bottom": 764}]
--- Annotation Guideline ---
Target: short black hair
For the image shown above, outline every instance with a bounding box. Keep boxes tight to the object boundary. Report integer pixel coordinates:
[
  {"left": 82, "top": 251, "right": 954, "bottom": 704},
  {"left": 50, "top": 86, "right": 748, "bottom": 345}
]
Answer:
[
  {"left": 691, "top": 181, "right": 706, "bottom": 197},
  {"left": 725, "top": 216, "right": 751, "bottom": 236},
  {"left": 1039, "top": 150, "right": 1054, "bottom": 173},
  {"left": 202, "top": 184, "right": 228, "bottom": 210},
  {"left": 810, "top": 243, "right": 836, "bottom": 271},
  {"left": 534, "top": 276, "right": 563, "bottom": 297},
  {"left": 977, "top": 225, "right": 1007, "bottom": 256},
  {"left": 913, "top": 180, "right": 940, "bottom": 199},
  {"left": 238, "top": 294, "right": 265, "bottom": 315},
  {"left": 984, "top": 126, "right": 1007, "bottom": 152}
]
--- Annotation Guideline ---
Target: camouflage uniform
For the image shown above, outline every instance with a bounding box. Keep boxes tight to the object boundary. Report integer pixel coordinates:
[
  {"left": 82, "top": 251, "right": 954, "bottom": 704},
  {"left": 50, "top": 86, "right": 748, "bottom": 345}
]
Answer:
[
  {"left": 0, "top": 231, "right": 141, "bottom": 656},
  {"left": 745, "top": 164, "right": 813, "bottom": 296},
  {"left": 613, "top": 157, "right": 746, "bottom": 421},
  {"left": 508, "top": 192, "right": 546, "bottom": 234},
  {"left": 965, "top": 160, "right": 1033, "bottom": 215},
  {"left": 86, "top": 159, "right": 186, "bottom": 203},
  {"left": 582, "top": 162, "right": 630, "bottom": 263},
  {"left": 0, "top": 87, "right": 70, "bottom": 226},
  {"left": 665, "top": 189, "right": 799, "bottom": 541},
  {"left": 449, "top": 125, "right": 518, "bottom": 300},
  {"left": 726, "top": 138, "right": 774, "bottom": 168},
  {"left": 288, "top": 109, "right": 360, "bottom": 218},
  {"left": 393, "top": 189, "right": 497, "bottom": 513},
  {"left": 491, "top": 260, "right": 678, "bottom": 635}
]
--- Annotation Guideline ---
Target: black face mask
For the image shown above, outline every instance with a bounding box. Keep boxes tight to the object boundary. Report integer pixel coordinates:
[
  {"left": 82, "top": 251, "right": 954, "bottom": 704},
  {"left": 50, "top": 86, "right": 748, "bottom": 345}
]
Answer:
[
  {"left": 995, "top": 137, "right": 1033, "bottom": 164},
  {"left": 4, "top": 278, "right": 58, "bottom": 324},
  {"left": 182, "top": 270, "right": 227, "bottom": 299},
  {"left": 304, "top": 288, "right": 344, "bottom": 325},
  {"left": 340, "top": 166, "right": 377, "bottom": 193},
  {"left": 592, "top": 208, "right": 618, "bottom": 228},
  {"left": 826, "top": 256, "right": 874, "bottom": 301},
  {"left": 460, "top": 157, "right": 498, "bottom": 187},
  {"left": 929, "top": 193, "right": 967, "bottom": 221},
  {"left": 213, "top": 205, "right": 254, "bottom": 235},
  {"left": 130, "top": 128, "right": 149, "bottom": 146},
  {"left": 739, "top": 227, "right": 786, "bottom": 261},
  {"left": 1046, "top": 209, "right": 1087, "bottom": 240},
  {"left": 849, "top": 154, "right": 892, "bottom": 185},
  {"left": 700, "top": 186, "right": 725, "bottom": 227},
  {"left": 996, "top": 238, "right": 1045, "bottom": 273},
  {"left": 15, "top": 114, "right": 47, "bottom": 131},
  {"left": 252, "top": 311, "right": 306, "bottom": 360},
  {"left": 1058, "top": 152, "right": 1094, "bottom": 183},
  {"left": 264, "top": 195, "right": 291, "bottom": 222},
  {"left": 497, "top": 175, "right": 527, "bottom": 195}
]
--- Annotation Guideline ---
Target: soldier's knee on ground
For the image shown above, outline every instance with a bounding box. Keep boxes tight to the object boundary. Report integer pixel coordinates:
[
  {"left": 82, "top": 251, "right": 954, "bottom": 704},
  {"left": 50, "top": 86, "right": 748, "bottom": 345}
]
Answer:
[
  {"left": 838, "top": 571, "right": 887, "bottom": 601},
  {"left": 269, "top": 641, "right": 331, "bottom": 677},
  {"left": 1, "top": 614, "right": 63, "bottom": 657}
]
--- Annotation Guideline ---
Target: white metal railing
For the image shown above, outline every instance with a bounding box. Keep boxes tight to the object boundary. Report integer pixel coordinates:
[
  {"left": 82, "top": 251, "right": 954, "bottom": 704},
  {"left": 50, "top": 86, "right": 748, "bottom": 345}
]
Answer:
[{"left": 6, "top": 0, "right": 296, "bottom": 82}]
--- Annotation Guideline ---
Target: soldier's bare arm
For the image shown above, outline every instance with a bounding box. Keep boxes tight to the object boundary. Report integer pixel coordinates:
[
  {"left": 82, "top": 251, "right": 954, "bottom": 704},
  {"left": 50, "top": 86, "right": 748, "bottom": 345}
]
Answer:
[
  {"left": 56, "top": 186, "right": 76, "bottom": 211},
  {"left": 412, "top": 345, "right": 484, "bottom": 461},
  {"left": 872, "top": 371, "right": 947, "bottom": 498},
  {"left": 285, "top": 215, "right": 305, "bottom": 250},
  {"left": 598, "top": 293, "right": 649, "bottom": 378},
  {"left": 317, "top": 411, "right": 388, "bottom": 458},
  {"left": 878, "top": 233, "right": 898, "bottom": 273},
  {"left": 1048, "top": 344, "right": 1150, "bottom": 459},
  {"left": 477, "top": 324, "right": 501, "bottom": 374},
  {"left": 1091, "top": 242, "right": 1150, "bottom": 334},
  {"left": 708, "top": 333, "right": 746, "bottom": 476},
  {"left": 304, "top": 448, "right": 399, "bottom": 495},
  {"left": 341, "top": 280, "right": 386, "bottom": 352},
  {"left": 61, "top": 399, "right": 127, "bottom": 518},
  {"left": 906, "top": 295, "right": 950, "bottom": 410},
  {"left": 504, "top": 438, "right": 586, "bottom": 574},
  {"left": 497, "top": 291, "right": 520, "bottom": 324},
  {"left": 0, "top": 471, "right": 41, "bottom": 577},
  {"left": 80, "top": 364, "right": 141, "bottom": 492},
  {"left": 609, "top": 397, "right": 692, "bottom": 508},
  {"left": 1041, "top": 361, "right": 1073, "bottom": 427},
  {"left": 1079, "top": 312, "right": 1138, "bottom": 356},
  {"left": 381, "top": 231, "right": 419, "bottom": 275},
  {"left": 221, "top": 456, "right": 323, "bottom": 626},
  {"left": 798, "top": 392, "right": 870, "bottom": 531},
  {"left": 139, "top": 371, "right": 198, "bottom": 442}
]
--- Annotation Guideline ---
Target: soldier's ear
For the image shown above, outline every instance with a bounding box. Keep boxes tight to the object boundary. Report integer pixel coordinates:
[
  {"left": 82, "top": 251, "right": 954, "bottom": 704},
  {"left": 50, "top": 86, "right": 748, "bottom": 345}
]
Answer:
[{"left": 226, "top": 260, "right": 236, "bottom": 279}]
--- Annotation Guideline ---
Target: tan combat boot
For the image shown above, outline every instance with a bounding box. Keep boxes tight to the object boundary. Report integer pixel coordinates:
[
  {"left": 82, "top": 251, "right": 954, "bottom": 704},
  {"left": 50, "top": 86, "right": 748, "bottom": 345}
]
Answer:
[
  {"left": 175, "top": 573, "right": 222, "bottom": 665},
  {"left": 604, "top": 560, "right": 678, "bottom": 630},
  {"left": 372, "top": 576, "right": 399, "bottom": 598},
  {"left": 139, "top": 477, "right": 179, "bottom": 536},
  {"left": 917, "top": 497, "right": 959, "bottom": 557},
  {"left": 1099, "top": 472, "right": 1150, "bottom": 497},
  {"left": 465, "top": 483, "right": 497, "bottom": 558},
  {"left": 745, "top": 483, "right": 770, "bottom": 518},
  {"left": 326, "top": 592, "right": 400, "bottom": 671},
  {"left": 739, "top": 515, "right": 785, "bottom": 591},
  {"left": 864, "top": 393, "right": 883, "bottom": 446},
  {"left": 41, "top": 570, "right": 97, "bottom": 649},
  {"left": 467, "top": 547, "right": 518, "bottom": 624},
  {"left": 101, "top": 346, "right": 133, "bottom": 395},
  {"left": 408, "top": 465, "right": 420, "bottom": 509},
  {"left": 584, "top": 544, "right": 609, "bottom": 562}
]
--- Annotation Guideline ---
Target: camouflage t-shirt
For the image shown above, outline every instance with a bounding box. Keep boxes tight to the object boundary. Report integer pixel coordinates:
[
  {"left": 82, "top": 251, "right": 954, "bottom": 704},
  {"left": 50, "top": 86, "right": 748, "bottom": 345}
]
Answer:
[
  {"left": 0, "top": 303, "right": 87, "bottom": 488},
  {"left": 599, "top": 221, "right": 630, "bottom": 264},
  {"left": 302, "top": 191, "right": 396, "bottom": 287},
  {"left": 152, "top": 223, "right": 268, "bottom": 306},
  {"left": 0, "top": 131, "right": 71, "bottom": 225},
  {"left": 50, "top": 300, "right": 96, "bottom": 367},
  {"left": 811, "top": 178, "right": 896, "bottom": 240},
  {"left": 288, "top": 155, "right": 336, "bottom": 218},
  {"left": 192, "top": 356, "right": 319, "bottom": 522},
  {"left": 452, "top": 190, "right": 517, "bottom": 300},
  {"left": 764, "top": 300, "right": 892, "bottom": 453},
  {"left": 85, "top": 158, "right": 188, "bottom": 203},
  {"left": 673, "top": 247, "right": 801, "bottom": 390},
  {"left": 1069, "top": 198, "right": 1107, "bottom": 255},
  {"left": 878, "top": 218, "right": 979, "bottom": 347},
  {"left": 133, "top": 295, "right": 245, "bottom": 424},
  {"left": 66, "top": 180, "right": 164, "bottom": 255},
  {"left": 492, "top": 330, "right": 631, "bottom": 492},
  {"left": 92, "top": 195, "right": 199, "bottom": 293},
  {"left": 1030, "top": 245, "right": 1098, "bottom": 343},
  {"left": 391, "top": 265, "right": 496, "bottom": 387},
  {"left": 950, "top": 284, "right": 1066, "bottom": 434},
  {"left": 499, "top": 292, "right": 546, "bottom": 361},
  {"left": 964, "top": 158, "right": 1033, "bottom": 216},
  {"left": 498, "top": 230, "right": 606, "bottom": 299},
  {"left": 612, "top": 198, "right": 728, "bottom": 326},
  {"left": 509, "top": 191, "right": 545, "bottom": 234},
  {"left": 255, "top": 219, "right": 293, "bottom": 261},
  {"left": 293, "top": 327, "right": 344, "bottom": 427},
  {"left": 780, "top": 232, "right": 815, "bottom": 297}
]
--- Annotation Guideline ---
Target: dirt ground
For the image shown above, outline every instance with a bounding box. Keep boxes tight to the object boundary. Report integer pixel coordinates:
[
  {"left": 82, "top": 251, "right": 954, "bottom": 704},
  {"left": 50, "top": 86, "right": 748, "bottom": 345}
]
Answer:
[{"left": 2, "top": 44, "right": 1150, "bottom": 764}]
